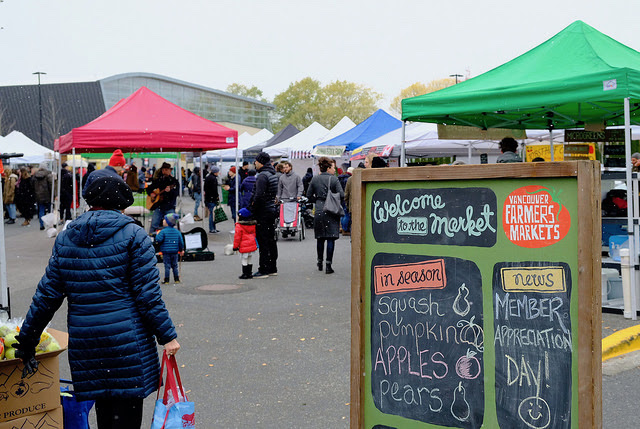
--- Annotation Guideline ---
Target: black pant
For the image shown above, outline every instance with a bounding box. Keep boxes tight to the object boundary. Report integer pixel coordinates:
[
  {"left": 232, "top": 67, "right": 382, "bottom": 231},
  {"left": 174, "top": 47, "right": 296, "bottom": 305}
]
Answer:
[
  {"left": 317, "top": 238, "right": 336, "bottom": 263},
  {"left": 256, "top": 214, "right": 278, "bottom": 274},
  {"left": 95, "top": 397, "right": 143, "bottom": 429}
]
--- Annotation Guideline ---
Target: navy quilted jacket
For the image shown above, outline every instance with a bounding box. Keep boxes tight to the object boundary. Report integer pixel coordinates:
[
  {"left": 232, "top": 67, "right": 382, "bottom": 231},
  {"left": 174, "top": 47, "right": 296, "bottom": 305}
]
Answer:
[{"left": 19, "top": 210, "right": 177, "bottom": 401}]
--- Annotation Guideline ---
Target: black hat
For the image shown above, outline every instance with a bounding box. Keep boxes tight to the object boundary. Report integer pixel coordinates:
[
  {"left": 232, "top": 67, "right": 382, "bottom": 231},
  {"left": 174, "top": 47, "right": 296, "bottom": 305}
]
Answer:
[
  {"left": 84, "top": 176, "right": 134, "bottom": 210},
  {"left": 255, "top": 152, "right": 271, "bottom": 165},
  {"left": 371, "top": 156, "right": 387, "bottom": 168},
  {"left": 160, "top": 162, "right": 172, "bottom": 170}
]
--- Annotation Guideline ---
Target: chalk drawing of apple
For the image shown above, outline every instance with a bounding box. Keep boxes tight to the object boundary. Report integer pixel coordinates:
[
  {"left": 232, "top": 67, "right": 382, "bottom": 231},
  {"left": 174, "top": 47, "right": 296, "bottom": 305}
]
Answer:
[
  {"left": 455, "top": 349, "right": 481, "bottom": 379},
  {"left": 518, "top": 395, "right": 551, "bottom": 429}
]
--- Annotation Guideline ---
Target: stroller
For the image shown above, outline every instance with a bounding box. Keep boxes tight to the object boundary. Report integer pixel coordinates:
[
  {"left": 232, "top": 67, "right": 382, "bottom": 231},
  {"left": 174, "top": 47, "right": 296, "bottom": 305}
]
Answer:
[{"left": 275, "top": 198, "right": 305, "bottom": 241}]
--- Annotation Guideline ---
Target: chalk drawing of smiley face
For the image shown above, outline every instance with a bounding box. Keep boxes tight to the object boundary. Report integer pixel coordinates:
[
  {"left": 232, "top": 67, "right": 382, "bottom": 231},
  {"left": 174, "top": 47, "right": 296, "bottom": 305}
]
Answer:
[{"left": 518, "top": 396, "right": 551, "bottom": 429}]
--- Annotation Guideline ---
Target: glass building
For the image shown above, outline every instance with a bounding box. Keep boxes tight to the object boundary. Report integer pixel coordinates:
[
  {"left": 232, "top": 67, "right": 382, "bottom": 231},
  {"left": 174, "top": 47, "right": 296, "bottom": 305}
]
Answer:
[{"left": 100, "top": 73, "right": 274, "bottom": 130}]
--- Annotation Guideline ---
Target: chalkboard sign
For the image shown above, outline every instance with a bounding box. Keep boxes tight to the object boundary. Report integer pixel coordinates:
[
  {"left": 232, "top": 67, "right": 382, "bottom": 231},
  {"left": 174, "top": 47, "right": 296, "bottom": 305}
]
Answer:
[{"left": 351, "top": 162, "right": 602, "bottom": 429}]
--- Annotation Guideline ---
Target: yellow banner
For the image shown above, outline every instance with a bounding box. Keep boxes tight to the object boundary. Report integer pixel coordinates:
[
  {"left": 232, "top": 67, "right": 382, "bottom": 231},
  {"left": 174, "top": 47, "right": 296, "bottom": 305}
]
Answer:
[{"left": 500, "top": 266, "right": 567, "bottom": 293}]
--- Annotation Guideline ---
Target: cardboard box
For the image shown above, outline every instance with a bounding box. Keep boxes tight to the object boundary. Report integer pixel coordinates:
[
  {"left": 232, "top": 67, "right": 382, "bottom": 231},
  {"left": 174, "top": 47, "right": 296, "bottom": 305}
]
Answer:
[
  {"left": 0, "top": 329, "right": 68, "bottom": 423},
  {"left": 0, "top": 406, "right": 63, "bottom": 429}
]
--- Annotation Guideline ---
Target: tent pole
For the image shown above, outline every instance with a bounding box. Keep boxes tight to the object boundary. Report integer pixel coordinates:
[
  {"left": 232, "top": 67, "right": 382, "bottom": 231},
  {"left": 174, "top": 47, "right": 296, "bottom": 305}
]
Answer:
[
  {"left": 235, "top": 146, "right": 239, "bottom": 222},
  {"left": 56, "top": 155, "right": 62, "bottom": 227},
  {"left": 0, "top": 167, "right": 9, "bottom": 318},
  {"left": 72, "top": 148, "right": 77, "bottom": 219},
  {"left": 468, "top": 143, "right": 472, "bottom": 164},
  {"left": 50, "top": 154, "right": 56, "bottom": 215},
  {"left": 400, "top": 121, "right": 407, "bottom": 167},
  {"left": 623, "top": 97, "right": 637, "bottom": 320},
  {"left": 199, "top": 152, "right": 204, "bottom": 225},
  {"left": 549, "top": 129, "right": 554, "bottom": 161}
]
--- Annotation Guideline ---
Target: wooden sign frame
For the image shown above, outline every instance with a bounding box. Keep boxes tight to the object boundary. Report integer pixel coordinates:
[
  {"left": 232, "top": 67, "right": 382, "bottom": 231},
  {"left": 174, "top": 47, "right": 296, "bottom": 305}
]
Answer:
[{"left": 351, "top": 161, "right": 601, "bottom": 428}]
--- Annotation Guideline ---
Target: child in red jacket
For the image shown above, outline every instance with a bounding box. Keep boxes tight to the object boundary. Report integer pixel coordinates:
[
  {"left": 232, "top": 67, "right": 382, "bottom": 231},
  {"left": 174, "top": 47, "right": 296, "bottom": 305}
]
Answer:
[{"left": 233, "top": 207, "right": 258, "bottom": 279}]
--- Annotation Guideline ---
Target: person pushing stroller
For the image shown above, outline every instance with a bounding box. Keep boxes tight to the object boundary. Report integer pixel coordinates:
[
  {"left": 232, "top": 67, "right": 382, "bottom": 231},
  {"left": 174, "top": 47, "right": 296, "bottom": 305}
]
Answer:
[{"left": 233, "top": 208, "right": 258, "bottom": 279}]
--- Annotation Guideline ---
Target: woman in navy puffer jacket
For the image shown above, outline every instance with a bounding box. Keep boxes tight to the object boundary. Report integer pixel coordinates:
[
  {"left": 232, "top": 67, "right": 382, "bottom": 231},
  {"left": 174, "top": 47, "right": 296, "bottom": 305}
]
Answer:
[{"left": 16, "top": 176, "right": 180, "bottom": 428}]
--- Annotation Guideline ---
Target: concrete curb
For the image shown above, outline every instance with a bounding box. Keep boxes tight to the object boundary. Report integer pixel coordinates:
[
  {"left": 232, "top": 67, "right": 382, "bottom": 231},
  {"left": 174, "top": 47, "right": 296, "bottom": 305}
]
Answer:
[{"left": 602, "top": 325, "right": 640, "bottom": 361}]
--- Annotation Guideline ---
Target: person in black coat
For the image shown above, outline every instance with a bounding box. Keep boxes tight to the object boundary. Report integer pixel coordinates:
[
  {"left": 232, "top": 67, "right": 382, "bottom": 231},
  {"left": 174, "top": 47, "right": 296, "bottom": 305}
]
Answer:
[
  {"left": 302, "top": 167, "right": 313, "bottom": 195},
  {"left": 306, "top": 157, "right": 344, "bottom": 274},
  {"left": 147, "top": 162, "right": 179, "bottom": 234},
  {"left": 15, "top": 167, "right": 37, "bottom": 226},
  {"left": 204, "top": 166, "right": 221, "bottom": 233},
  {"left": 60, "top": 163, "right": 73, "bottom": 221},
  {"left": 249, "top": 152, "right": 279, "bottom": 278},
  {"left": 15, "top": 176, "right": 180, "bottom": 428}
]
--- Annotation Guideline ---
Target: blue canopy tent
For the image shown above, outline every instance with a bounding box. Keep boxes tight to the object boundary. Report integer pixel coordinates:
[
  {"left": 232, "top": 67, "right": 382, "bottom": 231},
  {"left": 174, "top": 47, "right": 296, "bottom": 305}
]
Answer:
[{"left": 313, "top": 109, "right": 402, "bottom": 155}]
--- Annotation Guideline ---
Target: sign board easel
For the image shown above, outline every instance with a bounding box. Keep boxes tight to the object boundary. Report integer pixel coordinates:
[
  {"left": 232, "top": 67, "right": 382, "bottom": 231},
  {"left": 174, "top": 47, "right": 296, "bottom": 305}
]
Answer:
[{"left": 351, "top": 161, "right": 601, "bottom": 428}]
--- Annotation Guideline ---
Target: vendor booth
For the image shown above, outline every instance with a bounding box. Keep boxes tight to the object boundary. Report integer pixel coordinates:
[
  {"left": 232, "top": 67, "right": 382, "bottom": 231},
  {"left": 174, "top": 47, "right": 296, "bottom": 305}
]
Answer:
[{"left": 403, "top": 20, "right": 640, "bottom": 319}]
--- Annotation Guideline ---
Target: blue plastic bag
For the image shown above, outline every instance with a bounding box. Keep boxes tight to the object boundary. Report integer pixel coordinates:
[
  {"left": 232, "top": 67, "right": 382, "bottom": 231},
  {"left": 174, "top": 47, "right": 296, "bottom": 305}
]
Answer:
[
  {"left": 150, "top": 352, "right": 195, "bottom": 429},
  {"left": 60, "top": 379, "right": 94, "bottom": 429}
]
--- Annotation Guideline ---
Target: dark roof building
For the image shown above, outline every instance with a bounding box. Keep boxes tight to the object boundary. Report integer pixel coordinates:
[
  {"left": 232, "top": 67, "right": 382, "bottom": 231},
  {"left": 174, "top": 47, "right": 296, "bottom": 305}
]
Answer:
[{"left": 0, "top": 72, "right": 274, "bottom": 149}]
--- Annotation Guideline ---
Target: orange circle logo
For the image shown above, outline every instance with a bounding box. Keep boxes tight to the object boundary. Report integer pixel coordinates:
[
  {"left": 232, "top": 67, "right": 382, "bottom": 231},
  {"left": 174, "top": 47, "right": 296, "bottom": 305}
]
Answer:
[{"left": 502, "top": 185, "right": 571, "bottom": 248}]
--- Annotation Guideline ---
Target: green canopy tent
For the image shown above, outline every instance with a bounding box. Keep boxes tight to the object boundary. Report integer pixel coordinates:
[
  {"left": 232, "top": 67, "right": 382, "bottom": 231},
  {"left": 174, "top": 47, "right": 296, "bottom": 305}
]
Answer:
[
  {"left": 402, "top": 20, "right": 640, "bottom": 131},
  {"left": 402, "top": 19, "right": 640, "bottom": 318}
]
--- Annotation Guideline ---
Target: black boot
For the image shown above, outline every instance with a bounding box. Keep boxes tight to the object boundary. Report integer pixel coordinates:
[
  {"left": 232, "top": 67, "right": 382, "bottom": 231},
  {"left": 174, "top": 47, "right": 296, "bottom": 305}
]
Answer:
[
  {"left": 174, "top": 276, "right": 181, "bottom": 284},
  {"left": 239, "top": 265, "right": 253, "bottom": 279},
  {"left": 317, "top": 259, "right": 323, "bottom": 271},
  {"left": 325, "top": 262, "right": 334, "bottom": 274}
]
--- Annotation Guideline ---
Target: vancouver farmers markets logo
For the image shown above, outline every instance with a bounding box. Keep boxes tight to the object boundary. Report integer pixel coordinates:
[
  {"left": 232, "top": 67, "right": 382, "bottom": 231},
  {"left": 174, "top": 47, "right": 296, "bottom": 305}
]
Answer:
[{"left": 502, "top": 185, "right": 571, "bottom": 248}]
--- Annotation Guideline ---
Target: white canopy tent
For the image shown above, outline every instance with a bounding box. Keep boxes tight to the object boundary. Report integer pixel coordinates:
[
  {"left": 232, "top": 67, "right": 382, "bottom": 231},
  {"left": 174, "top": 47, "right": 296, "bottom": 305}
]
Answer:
[
  {"left": 201, "top": 128, "right": 274, "bottom": 162},
  {"left": 1, "top": 131, "right": 57, "bottom": 165},
  {"left": 264, "top": 122, "right": 329, "bottom": 158},
  {"left": 290, "top": 117, "right": 356, "bottom": 159},
  {"left": 354, "top": 122, "right": 502, "bottom": 162}
]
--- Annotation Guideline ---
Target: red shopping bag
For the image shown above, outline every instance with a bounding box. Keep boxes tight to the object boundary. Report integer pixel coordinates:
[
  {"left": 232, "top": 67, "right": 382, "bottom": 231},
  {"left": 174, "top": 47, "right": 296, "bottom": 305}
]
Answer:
[{"left": 150, "top": 351, "right": 195, "bottom": 429}]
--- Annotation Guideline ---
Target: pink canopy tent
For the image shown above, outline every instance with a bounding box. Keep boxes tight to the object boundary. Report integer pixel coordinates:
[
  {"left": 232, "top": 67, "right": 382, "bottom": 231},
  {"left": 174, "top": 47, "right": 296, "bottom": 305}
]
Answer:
[{"left": 56, "top": 86, "right": 238, "bottom": 154}]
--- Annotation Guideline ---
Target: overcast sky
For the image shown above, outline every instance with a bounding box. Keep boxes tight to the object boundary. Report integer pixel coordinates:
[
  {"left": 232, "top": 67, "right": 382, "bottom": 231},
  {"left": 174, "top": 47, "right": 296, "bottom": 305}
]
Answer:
[{"left": 2, "top": 0, "right": 640, "bottom": 108}]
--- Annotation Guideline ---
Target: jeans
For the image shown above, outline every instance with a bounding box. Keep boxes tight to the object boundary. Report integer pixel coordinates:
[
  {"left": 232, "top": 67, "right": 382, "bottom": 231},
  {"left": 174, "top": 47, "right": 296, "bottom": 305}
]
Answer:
[
  {"left": 317, "top": 238, "right": 336, "bottom": 262},
  {"left": 340, "top": 210, "right": 351, "bottom": 233},
  {"left": 163, "top": 253, "right": 180, "bottom": 280},
  {"left": 150, "top": 208, "right": 175, "bottom": 234},
  {"left": 38, "top": 202, "right": 51, "bottom": 228},
  {"left": 229, "top": 202, "right": 236, "bottom": 223},
  {"left": 194, "top": 192, "right": 201, "bottom": 216},
  {"left": 206, "top": 202, "right": 217, "bottom": 232},
  {"left": 5, "top": 204, "right": 16, "bottom": 220}
]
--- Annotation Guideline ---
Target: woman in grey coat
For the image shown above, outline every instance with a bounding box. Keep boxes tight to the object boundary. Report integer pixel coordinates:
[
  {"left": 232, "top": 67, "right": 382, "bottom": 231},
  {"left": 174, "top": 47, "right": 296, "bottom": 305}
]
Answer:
[{"left": 306, "top": 157, "right": 344, "bottom": 274}]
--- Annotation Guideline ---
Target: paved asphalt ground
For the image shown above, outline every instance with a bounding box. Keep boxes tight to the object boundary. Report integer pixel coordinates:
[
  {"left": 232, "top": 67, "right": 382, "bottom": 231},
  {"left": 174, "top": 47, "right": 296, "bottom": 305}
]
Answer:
[{"left": 3, "top": 201, "right": 640, "bottom": 428}]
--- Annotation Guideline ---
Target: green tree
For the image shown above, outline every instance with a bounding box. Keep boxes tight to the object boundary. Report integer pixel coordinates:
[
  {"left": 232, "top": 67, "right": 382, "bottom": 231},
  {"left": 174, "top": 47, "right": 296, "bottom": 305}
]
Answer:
[
  {"left": 320, "top": 80, "right": 381, "bottom": 127},
  {"left": 272, "top": 77, "right": 324, "bottom": 131},
  {"left": 272, "top": 77, "right": 380, "bottom": 131},
  {"left": 390, "top": 78, "right": 457, "bottom": 114},
  {"left": 226, "top": 83, "right": 268, "bottom": 102}
]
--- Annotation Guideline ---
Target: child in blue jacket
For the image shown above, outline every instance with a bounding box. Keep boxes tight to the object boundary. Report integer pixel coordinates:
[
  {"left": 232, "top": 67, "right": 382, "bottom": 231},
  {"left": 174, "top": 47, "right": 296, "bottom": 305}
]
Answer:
[{"left": 155, "top": 213, "right": 184, "bottom": 284}]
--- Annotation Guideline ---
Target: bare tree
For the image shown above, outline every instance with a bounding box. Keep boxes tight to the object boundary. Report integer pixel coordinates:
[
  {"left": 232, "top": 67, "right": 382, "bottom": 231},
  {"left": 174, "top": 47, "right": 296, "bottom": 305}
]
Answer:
[
  {"left": 43, "top": 96, "right": 65, "bottom": 147},
  {"left": 0, "top": 103, "right": 16, "bottom": 136}
]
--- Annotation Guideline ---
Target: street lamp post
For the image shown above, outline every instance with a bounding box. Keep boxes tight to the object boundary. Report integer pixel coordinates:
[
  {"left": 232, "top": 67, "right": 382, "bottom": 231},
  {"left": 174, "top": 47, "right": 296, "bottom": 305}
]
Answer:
[
  {"left": 33, "top": 71, "right": 46, "bottom": 145},
  {"left": 450, "top": 73, "right": 463, "bottom": 84}
]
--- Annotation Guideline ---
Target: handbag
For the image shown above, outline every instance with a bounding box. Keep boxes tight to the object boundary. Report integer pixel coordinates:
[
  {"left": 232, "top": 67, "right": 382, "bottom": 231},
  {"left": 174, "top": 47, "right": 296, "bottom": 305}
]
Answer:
[
  {"left": 323, "top": 175, "right": 344, "bottom": 216},
  {"left": 214, "top": 204, "right": 228, "bottom": 223},
  {"left": 151, "top": 352, "right": 196, "bottom": 429},
  {"left": 60, "top": 379, "right": 94, "bottom": 429}
]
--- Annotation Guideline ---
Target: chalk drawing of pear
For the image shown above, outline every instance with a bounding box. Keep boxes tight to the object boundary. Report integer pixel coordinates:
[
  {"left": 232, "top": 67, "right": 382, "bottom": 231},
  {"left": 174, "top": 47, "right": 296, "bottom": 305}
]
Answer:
[
  {"left": 451, "top": 381, "right": 470, "bottom": 422},
  {"left": 453, "top": 283, "right": 471, "bottom": 317},
  {"left": 518, "top": 395, "right": 551, "bottom": 429}
]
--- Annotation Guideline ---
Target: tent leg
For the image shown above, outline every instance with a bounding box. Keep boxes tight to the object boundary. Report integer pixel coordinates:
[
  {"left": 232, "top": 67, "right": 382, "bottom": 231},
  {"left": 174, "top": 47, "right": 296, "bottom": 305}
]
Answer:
[
  {"left": 0, "top": 169, "right": 9, "bottom": 318},
  {"left": 56, "top": 156, "right": 62, "bottom": 227},
  {"left": 623, "top": 97, "right": 637, "bottom": 320},
  {"left": 549, "top": 129, "right": 554, "bottom": 161},
  {"left": 400, "top": 121, "right": 407, "bottom": 167},
  {"left": 72, "top": 148, "right": 77, "bottom": 219},
  {"left": 199, "top": 153, "right": 205, "bottom": 225}
]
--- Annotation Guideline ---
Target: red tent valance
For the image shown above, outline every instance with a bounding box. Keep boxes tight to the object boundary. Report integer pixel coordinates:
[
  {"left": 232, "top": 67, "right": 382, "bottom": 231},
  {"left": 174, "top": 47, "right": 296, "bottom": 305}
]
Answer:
[{"left": 56, "top": 86, "right": 238, "bottom": 154}]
